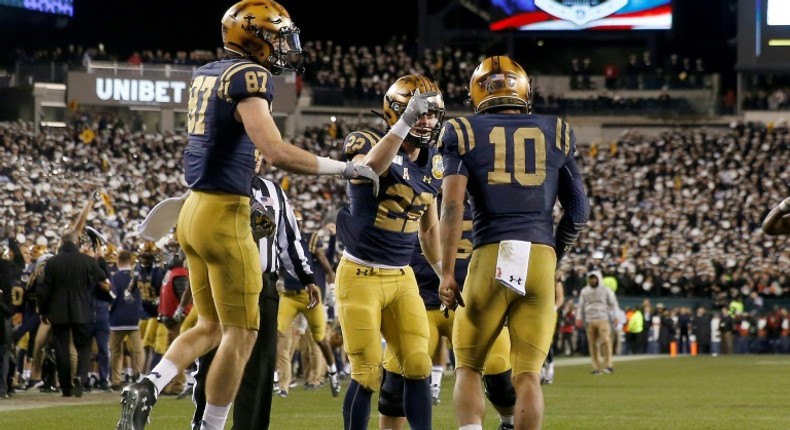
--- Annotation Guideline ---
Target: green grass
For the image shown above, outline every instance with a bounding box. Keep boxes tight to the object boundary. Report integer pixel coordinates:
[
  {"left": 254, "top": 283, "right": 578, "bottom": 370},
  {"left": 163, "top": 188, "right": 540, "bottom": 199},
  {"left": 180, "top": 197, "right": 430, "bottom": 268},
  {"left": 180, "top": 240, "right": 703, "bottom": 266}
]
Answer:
[{"left": 1, "top": 355, "right": 788, "bottom": 429}]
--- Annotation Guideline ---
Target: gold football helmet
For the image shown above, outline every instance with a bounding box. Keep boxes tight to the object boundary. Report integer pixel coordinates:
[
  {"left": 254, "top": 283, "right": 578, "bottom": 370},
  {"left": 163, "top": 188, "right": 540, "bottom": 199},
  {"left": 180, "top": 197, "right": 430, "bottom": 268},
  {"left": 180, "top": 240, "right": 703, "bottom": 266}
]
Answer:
[
  {"left": 221, "top": 0, "right": 303, "bottom": 73},
  {"left": 468, "top": 56, "right": 530, "bottom": 114},
  {"left": 29, "top": 244, "right": 49, "bottom": 261},
  {"left": 382, "top": 74, "right": 445, "bottom": 148},
  {"left": 137, "top": 241, "right": 159, "bottom": 267},
  {"left": 103, "top": 243, "right": 118, "bottom": 264}
]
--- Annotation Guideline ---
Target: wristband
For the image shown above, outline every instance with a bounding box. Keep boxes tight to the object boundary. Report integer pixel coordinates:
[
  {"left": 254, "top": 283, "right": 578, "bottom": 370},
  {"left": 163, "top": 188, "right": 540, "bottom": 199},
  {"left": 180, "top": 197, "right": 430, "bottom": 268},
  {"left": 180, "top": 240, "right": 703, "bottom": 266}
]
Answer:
[
  {"left": 316, "top": 157, "right": 347, "bottom": 175},
  {"left": 390, "top": 119, "right": 411, "bottom": 140}
]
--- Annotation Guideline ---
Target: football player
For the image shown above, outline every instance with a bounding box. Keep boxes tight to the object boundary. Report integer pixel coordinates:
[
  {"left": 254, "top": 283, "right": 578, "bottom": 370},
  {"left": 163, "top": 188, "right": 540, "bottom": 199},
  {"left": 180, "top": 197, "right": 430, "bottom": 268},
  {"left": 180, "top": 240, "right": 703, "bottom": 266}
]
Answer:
[
  {"left": 439, "top": 56, "right": 590, "bottom": 430},
  {"left": 378, "top": 195, "right": 518, "bottom": 430},
  {"left": 116, "top": 1, "right": 378, "bottom": 429},
  {"left": 335, "top": 74, "right": 444, "bottom": 430}
]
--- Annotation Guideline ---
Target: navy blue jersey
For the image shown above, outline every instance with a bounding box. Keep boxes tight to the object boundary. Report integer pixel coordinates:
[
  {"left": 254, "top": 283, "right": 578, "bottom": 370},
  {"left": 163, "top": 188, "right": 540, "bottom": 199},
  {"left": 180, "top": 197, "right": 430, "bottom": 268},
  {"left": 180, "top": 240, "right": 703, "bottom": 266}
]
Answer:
[
  {"left": 183, "top": 58, "right": 275, "bottom": 197},
  {"left": 337, "top": 128, "right": 443, "bottom": 267},
  {"left": 411, "top": 196, "right": 475, "bottom": 309},
  {"left": 441, "top": 113, "right": 588, "bottom": 248},
  {"left": 133, "top": 265, "right": 165, "bottom": 319},
  {"left": 283, "top": 233, "right": 326, "bottom": 293}
]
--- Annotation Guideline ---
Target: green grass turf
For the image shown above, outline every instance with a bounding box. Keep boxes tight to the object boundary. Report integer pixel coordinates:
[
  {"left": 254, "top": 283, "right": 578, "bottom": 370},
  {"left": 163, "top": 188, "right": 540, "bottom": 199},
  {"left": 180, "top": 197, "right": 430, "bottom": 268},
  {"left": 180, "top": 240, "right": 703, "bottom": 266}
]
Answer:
[{"left": 1, "top": 355, "right": 788, "bottom": 429}]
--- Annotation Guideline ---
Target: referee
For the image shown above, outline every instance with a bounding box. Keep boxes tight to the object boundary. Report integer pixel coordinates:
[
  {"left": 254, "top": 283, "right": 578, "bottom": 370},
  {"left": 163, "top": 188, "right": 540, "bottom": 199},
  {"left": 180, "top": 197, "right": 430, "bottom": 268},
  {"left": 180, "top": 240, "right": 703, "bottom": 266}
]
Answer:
[{"left": 193, "top": 166, "right": 318, "bottom": 430}]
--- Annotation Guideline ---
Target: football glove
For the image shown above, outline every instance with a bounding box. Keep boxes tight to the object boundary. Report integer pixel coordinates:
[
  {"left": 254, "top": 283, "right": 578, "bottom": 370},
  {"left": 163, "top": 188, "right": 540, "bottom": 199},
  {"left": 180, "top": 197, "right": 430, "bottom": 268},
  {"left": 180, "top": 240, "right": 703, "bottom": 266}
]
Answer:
[
  {"left": 401, "top": 91, "right": 439, "bottom": 127},
  {"left": 342, "top": 162, "right": 380, "bottom": 196}
]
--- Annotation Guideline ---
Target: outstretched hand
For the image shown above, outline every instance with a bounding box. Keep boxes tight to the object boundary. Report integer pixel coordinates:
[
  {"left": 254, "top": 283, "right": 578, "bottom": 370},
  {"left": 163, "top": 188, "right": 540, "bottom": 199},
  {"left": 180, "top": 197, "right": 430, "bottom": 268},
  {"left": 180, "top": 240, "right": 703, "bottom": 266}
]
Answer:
[{"left": 342, "top": 162, "right": 380, "bottom": 196}]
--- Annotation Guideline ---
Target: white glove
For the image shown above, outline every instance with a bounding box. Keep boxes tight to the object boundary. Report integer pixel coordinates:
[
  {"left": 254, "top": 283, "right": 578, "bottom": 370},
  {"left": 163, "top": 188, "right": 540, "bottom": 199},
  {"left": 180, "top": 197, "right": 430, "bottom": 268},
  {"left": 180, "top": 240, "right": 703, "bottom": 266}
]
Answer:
[
  {"left": 173, "top": 306, "right": 186, "bottom": 323},
  {"left": 324, "top": 283, "right": 336, "bottom": 308},
  {"left": 400, "top": 91, "right": 439, "bottom": 127},
  {"left": 123, "top": 289, "right": 134, "bottom": 304}
]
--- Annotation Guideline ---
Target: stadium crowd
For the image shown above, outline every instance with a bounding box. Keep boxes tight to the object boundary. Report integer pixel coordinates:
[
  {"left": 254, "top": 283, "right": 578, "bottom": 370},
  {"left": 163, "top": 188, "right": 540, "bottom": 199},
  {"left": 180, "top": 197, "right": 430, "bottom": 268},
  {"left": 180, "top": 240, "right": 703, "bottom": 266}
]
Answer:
[
  {"left": 7, "top": 40, "right": 702, "bottom": 115},
  {"left": 3, "top": 116, "right": 790, "bottom": 300}
]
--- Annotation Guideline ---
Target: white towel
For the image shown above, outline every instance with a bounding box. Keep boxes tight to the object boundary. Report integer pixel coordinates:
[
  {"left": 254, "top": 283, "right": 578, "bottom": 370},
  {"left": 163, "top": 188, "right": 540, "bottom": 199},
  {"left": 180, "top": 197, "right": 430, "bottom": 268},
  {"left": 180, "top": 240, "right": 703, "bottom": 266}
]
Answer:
[
  {"left": 137, "top": 190, "right": 191, "bottom": 241},
  {"left": 495, "top": 240, "right": 532, "bottom": 296}
]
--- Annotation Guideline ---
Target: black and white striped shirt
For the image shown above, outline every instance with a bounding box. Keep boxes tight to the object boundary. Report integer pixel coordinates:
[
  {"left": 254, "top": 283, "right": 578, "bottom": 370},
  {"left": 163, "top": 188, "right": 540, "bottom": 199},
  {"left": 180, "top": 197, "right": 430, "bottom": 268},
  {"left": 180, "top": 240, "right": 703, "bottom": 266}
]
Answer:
[{"left": 251, "top": 176, "right": 314, "bottom": 285}]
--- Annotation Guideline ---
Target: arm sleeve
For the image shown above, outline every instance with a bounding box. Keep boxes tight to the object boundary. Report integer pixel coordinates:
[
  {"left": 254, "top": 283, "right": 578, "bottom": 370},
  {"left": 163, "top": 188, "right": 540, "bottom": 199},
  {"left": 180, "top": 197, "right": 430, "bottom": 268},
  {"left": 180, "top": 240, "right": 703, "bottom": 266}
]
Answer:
[
  {"left": 325, "top": 232, "right": 337, "bottom": 263},
  {"left": 440, "top": 119, "right": 469, "bottom": 177},
  {"left": 276, "top": 188, "right": 315, "bottom": 286},
  {"left": 554, "top": 147, "right": 590, "bottom": 264}
]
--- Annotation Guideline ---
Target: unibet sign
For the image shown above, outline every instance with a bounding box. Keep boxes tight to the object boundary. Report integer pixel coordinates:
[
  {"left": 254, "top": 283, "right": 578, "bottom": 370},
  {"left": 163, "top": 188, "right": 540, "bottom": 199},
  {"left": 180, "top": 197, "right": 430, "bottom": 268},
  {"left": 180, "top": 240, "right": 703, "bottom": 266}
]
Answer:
[
  {"left": 96, "top": 78, "right": 187, "bottom": 104},
  {"left": 67, "top": 71, "right": 192, "bottom": 108}
]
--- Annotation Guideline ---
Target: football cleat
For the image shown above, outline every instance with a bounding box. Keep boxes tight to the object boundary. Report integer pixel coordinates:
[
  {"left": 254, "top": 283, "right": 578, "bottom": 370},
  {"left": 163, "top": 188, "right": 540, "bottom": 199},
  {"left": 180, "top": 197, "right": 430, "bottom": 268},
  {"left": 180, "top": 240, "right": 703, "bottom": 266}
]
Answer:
[
  {"left": 329, "top": 371, "right": 341, "bottom": 397},
  {"left": 431, "top": 384, "right": 441, "bottom": 406},
  {"left": 116, "top": 378, "right": 157, "bottom": 430},
  {"left": 497, "top": 423, "right": 515, "bottom": 430}
]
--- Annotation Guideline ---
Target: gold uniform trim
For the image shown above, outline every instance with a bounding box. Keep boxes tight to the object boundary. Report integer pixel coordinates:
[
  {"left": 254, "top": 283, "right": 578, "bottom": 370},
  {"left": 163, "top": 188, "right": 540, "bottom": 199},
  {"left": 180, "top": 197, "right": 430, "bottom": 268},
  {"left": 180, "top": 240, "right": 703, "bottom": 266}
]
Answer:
[
  {"left": 458, "top": 117, "right": 475, "bottom": 153},
  {"left": 217, "top": 61, "right": 260, "bottom": 102},
  {"left": 308, "top": 232, "right": 320, "bottom": 254}
]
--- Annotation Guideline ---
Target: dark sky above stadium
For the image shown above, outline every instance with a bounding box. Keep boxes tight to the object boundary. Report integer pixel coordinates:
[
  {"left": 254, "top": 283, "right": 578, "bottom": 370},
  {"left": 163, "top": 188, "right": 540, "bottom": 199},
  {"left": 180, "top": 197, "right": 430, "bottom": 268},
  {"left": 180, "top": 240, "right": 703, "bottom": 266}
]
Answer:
[{"left": 1, "top": 0, "right": 419, "bottom": 54}]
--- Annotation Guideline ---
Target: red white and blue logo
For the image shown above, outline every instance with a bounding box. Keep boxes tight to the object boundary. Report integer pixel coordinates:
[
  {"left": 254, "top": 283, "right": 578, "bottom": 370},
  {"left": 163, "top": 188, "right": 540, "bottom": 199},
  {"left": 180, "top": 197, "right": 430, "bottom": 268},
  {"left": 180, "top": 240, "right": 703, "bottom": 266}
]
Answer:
[{"left": 490, "top": 0, "right": 673, "bottom": 31}]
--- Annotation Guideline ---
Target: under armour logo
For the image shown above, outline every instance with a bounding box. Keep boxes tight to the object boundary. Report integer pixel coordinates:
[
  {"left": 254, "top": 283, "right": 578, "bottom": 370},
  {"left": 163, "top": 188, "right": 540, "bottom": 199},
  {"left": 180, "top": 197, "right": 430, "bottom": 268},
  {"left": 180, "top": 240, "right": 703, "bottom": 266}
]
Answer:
[
  {"left": 509, "top": 275, "right": 522, "bottom": 285},
  {"left": 423, "top": 175, "right": 432, "bottom": 183},
  {"left": 150, "top": 372, "right": 162, "bottom": 379},
  {"left": 356, "top": 268, "right": 369, "bottom": 276}
]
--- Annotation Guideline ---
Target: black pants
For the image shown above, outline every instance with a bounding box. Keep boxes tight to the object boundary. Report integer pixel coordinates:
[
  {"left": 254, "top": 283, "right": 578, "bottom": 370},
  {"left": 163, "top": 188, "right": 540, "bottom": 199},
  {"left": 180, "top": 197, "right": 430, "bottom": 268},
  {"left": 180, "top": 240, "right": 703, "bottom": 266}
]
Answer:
[
  {"left": 51, "top": 323, "right": 91, "bottom": 395},
  {"left": 193, "top": 272, "right": 280, "bottom": 430}
]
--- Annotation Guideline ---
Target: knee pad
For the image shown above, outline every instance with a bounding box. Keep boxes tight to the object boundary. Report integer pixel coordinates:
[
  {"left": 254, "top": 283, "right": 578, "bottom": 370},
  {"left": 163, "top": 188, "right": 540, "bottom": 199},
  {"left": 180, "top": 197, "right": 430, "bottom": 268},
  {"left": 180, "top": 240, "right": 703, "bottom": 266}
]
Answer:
[
  {"left": 377, "top": 370, "right": 405, "bottom": 417},
  {"left": 483, "top": 370, "right": 516, "bottom": 408},
  {"left": 400, "top": 351, "right": 431, "bottom": 380}
]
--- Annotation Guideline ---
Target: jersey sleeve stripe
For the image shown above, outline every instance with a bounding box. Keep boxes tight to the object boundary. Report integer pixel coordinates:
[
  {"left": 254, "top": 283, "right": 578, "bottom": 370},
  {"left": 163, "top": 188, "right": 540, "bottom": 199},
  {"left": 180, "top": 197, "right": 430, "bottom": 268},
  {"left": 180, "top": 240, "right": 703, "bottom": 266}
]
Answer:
[
  {"left": 447, "top": 119, "right": 467, "bottom": 155},
  {"left": 358, "top": 130, "right": 379, "bottom": 145},
  {"left": 563, "top": 121, "right": 571, "bottom": 155},
  {"left": 555, "top": 118, "right": 563, "bottom": 152},
  {"left": 217, "top": 61, "right": 257, "bottom": 102},
  {"left": 458, "top": 117, "right": 475, "bottom": 153},
  {"left": 309, "top": 232, "right": 319, "bottom": 253}
]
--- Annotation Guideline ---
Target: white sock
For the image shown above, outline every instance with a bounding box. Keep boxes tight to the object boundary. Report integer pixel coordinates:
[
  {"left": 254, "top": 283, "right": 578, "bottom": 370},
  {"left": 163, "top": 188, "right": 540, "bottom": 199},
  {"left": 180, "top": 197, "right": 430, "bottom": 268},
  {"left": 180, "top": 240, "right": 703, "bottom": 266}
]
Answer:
[
  {"left": 145, "top": 358, "right": 179, "bottom": 397},
  {"left": 202, "top": 403, "right": 232, "bottom": 430},
  {"left": 431, "top": 365, "right": 443, "bottom": 387},
  {"left": 500, "top": 415, "right": 515, "bottom": 425},
  {"left": 328, "top": 363, "right": 337, "bottom": 374},
  {"left": 459, "top": 425, "right": 483, "bottom": 430},
  {"left": 548, "top": 362, "right": 555, "bottom": 374},
  {"left": 273, "top": 371, "right": 279, "bottom": 384}
]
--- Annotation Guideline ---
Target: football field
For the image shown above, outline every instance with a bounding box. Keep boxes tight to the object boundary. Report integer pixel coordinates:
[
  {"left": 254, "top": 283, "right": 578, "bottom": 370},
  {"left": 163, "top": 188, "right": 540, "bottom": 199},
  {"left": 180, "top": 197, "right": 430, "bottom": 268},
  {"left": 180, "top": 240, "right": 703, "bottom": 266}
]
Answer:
[{"left": 1, "top": 354, "right": 787, "bottom": 429}]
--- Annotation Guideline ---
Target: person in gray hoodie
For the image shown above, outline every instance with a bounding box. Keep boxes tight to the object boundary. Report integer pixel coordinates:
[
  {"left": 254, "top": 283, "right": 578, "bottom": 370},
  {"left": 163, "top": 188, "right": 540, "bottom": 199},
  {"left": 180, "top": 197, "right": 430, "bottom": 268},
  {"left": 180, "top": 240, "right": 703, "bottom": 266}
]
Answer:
[{"left": 578, "top": 271, "right": 619, "bottom": 375}]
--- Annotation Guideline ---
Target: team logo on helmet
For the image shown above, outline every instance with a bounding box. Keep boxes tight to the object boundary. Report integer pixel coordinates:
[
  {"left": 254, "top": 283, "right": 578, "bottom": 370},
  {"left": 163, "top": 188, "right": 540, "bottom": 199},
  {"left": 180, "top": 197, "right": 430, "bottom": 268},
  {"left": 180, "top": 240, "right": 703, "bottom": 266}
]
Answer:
[{"left": 534, "top": 0, "right": 628, "bottom": 26}]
